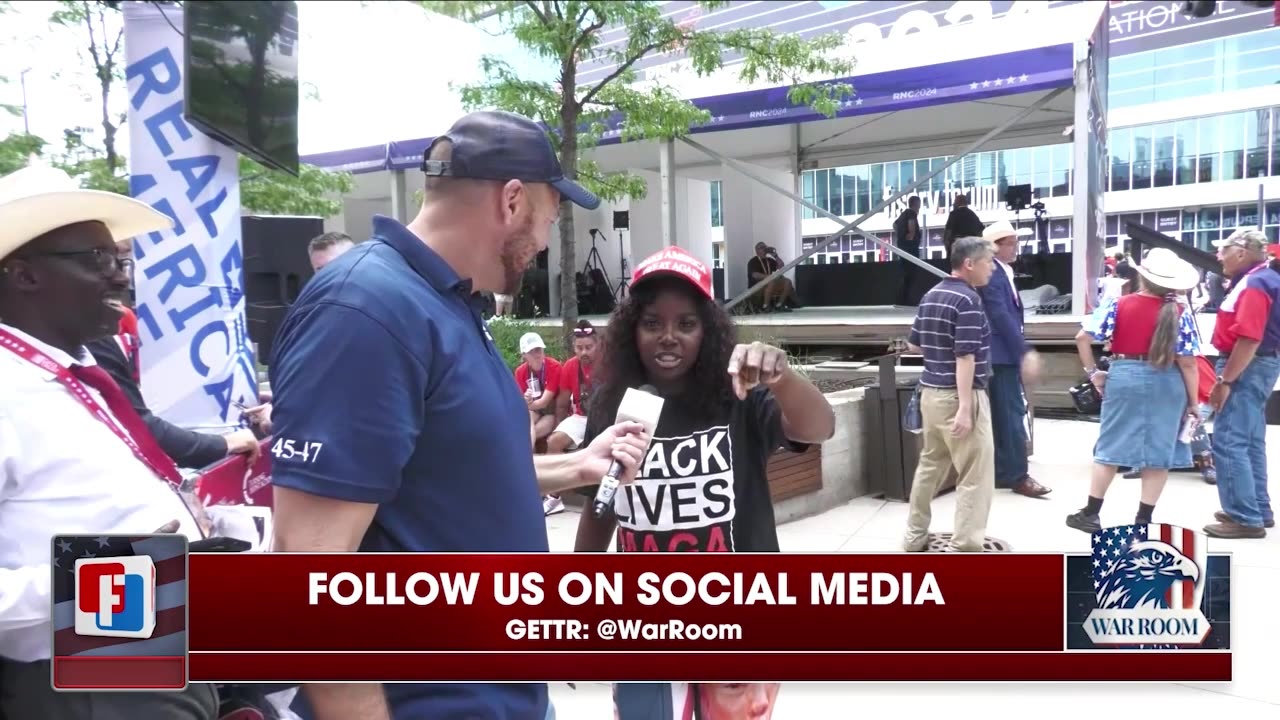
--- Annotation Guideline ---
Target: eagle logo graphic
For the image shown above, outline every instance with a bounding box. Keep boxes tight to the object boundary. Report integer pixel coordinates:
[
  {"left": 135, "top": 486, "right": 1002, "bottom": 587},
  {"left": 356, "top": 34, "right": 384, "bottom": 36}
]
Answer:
[
  {"left": 1095, "top": 540, "right": 1198, "bottom": 610},
  {"left": 1083, "top": 523, "right": 1210, "bottom": 648}
]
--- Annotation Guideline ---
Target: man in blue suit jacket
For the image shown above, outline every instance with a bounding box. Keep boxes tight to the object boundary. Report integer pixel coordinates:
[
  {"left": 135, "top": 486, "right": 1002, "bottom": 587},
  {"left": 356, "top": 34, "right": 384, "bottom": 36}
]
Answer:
[{"left": 978, "top": 221, "right": 1051, "bottom": 498}]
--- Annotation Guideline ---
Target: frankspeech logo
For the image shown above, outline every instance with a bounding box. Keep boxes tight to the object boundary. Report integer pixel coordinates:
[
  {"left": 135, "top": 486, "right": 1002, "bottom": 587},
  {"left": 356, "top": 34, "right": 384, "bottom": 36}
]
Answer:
[
  {"left": 74, "top": 556, "right": 157, "bottom": 639},
  {"left": 1084, "top": 523, "right": 1209, "bottom": 646}
]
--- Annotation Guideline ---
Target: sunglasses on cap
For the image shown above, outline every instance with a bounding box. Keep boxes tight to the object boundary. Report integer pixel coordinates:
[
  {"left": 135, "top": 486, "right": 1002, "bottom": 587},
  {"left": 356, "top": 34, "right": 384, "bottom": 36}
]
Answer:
[{"left": 573, "top": 326, "right": 596, "bottom": 337}]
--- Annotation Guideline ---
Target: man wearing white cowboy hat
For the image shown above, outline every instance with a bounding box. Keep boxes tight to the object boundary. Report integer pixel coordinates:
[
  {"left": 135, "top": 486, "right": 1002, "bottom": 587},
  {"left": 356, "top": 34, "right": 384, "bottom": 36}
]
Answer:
[
  {"left": 977, "top": 220, "right": 1050, "bottom": 498},
  {"left": 0, "top": 165, "right": 219, "bottom": 719}
]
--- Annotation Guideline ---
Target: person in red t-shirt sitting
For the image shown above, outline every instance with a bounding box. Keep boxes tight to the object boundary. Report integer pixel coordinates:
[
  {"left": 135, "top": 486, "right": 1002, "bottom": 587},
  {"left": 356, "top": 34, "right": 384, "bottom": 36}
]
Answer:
[
  {"left": 542, "top": 320, "right": 600, "bottom": 516},
  {"left": 1068, "top": 248, "right": 1203, "bottom": 534},
  {"left": 549, "top": 320, "right": 600, "bottom": 454},
  {"left": 513, "top": 332, "right": 561, "bottom": 448}
]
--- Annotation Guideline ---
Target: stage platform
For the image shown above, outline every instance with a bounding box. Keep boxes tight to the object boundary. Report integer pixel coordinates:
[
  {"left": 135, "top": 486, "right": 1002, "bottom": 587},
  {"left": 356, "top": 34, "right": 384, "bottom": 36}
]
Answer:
[
  {"left": 526, "top": 307, "right": 1239, "bottom": 412},
  {"left": 529, "top": 305, "right": 1090, "bottom": 348}
]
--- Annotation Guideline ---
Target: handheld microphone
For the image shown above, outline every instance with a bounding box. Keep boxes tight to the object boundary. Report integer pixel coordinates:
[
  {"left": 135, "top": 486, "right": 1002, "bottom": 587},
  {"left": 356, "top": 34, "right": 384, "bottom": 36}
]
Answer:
[{"left": 592, "top": 384, "right": 664, "bottom": 518}]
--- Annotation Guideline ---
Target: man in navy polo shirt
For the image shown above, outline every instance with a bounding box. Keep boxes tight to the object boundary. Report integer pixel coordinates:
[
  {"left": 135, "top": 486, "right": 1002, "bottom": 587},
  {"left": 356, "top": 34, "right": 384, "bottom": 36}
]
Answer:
[{"left": 267, "top": 111, "right": 650, "bottom": 720}]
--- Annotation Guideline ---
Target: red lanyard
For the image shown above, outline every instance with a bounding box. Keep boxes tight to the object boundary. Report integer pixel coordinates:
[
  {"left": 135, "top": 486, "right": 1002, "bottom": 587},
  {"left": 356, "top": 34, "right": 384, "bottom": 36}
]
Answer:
[{"left": 0, "top": 327, "right": 182, "bottom": 489}]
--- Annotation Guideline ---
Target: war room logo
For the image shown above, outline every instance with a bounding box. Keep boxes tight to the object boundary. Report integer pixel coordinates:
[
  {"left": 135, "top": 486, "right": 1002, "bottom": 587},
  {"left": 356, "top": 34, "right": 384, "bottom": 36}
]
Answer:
[
  {"left": 1083, "top": 523, "right": 1210, "bottom": 646},
  {"left": 614, "top": 425, "right": 735, "bottom": 552}
]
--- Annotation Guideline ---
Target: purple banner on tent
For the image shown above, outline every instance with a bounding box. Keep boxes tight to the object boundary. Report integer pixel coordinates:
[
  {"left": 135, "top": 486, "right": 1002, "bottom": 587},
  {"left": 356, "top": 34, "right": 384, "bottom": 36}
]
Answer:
[
  {"left": 388, "top": 137, "right": 434, "bottom": 170},
  {"left": 299, "top": 143, "right": 387, "bottom": 174},
  {"left": 595, "top": 44, "right": 1073, "bottom": 145},
  {"left": 317, "top": 36, "right": 1073, "bottom": 173}
]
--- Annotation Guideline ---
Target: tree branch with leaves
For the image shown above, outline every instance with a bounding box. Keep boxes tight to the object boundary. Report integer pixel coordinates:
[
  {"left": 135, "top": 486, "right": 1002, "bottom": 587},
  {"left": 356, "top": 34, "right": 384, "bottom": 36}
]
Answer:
[
  {"left": 51, "top": 0, "right": 126, "bottom": 171},
  {"left": 11, "top": 0, "right": 354, "bottom": 217},
  {"left": 419, "top": 0, "right": 854, "bottom": 340}
]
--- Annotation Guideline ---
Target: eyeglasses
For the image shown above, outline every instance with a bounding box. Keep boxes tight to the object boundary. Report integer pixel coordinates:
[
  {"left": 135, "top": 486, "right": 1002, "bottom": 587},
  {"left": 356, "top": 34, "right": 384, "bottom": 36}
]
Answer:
[
  {"left": 573, "top": 327, "right": 596, "bottom": 337},
  {"left": 23, "top": 248, "right": 125, "bottom": 274}
]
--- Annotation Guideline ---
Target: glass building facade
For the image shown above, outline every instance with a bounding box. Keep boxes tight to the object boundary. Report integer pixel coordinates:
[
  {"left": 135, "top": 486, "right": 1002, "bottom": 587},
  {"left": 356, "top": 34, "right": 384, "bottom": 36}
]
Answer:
[
  {"left": 798, "top": 105, "right": 1279, "bottom": 240},
  {"left": 1108, "top": 27, "right": 1280, "bottom": 110}
]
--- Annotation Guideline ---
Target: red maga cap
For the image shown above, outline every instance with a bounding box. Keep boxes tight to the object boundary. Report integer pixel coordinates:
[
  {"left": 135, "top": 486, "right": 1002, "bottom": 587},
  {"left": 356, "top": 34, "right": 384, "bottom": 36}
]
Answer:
[{"left": 632, "top": 246, "right": 713, "bottom": 299}]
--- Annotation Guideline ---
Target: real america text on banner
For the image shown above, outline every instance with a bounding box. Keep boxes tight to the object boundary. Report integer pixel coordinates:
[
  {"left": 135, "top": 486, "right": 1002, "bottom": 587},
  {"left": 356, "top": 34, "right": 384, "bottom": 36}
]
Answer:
[
  {"left": 123, "top": 3, "right": 257, "bottom": 434},
  {"left": 180, "top": 553, "right": 1231, "bottom": 682}
]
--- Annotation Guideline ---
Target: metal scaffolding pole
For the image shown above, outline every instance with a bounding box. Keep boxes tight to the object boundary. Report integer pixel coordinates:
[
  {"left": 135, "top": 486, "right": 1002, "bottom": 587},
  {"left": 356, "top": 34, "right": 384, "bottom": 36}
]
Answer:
[{"left": 683, "top": 85, "right": 1069, "bottom": 311}]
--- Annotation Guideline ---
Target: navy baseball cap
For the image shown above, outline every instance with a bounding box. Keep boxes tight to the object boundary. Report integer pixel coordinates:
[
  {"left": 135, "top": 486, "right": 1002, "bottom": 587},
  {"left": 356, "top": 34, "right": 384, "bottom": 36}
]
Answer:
[{"left": 421, "top": 111, "right": 600, "bottom": 210}]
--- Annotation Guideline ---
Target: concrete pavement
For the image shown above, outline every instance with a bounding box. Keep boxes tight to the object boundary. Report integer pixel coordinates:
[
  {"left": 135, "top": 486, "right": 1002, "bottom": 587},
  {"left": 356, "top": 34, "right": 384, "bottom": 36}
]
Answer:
[{"left": 544, "top": 418, "right": 1280, "bottom": 716}]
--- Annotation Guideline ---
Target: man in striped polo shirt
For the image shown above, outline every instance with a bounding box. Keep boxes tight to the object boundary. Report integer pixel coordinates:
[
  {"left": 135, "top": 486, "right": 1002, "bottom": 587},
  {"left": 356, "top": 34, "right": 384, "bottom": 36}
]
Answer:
[{"left": 903, "top": 235, "right": 997, "bottom": 553}]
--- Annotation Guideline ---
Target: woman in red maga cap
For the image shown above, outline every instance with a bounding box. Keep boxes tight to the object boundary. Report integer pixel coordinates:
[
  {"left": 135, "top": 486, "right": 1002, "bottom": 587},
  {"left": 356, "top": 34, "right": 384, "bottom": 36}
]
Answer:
[
  {"left": 573, "top": 246, "right": 834, "bottom": 553},
  {"left": 573, "top": 246, "right": 832, "bottom": 719}
]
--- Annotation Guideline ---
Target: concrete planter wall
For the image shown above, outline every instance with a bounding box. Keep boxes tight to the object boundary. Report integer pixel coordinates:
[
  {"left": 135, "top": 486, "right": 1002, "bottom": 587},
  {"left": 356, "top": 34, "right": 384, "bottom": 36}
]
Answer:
[{"left": 772, "top": 388, "right": 871, "bottom": 524}]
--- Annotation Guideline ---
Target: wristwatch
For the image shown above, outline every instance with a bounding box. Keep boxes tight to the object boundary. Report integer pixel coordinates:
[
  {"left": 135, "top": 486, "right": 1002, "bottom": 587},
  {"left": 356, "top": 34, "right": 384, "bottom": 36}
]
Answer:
[{"left": 1216, "top": 375, "right": 1235, "bottom": 388}]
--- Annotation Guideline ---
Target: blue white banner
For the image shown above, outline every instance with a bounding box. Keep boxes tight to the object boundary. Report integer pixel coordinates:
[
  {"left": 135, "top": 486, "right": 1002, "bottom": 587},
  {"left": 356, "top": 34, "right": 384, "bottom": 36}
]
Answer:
[{"left": 123, "top": 3, "right": 257, "bottom": 434}]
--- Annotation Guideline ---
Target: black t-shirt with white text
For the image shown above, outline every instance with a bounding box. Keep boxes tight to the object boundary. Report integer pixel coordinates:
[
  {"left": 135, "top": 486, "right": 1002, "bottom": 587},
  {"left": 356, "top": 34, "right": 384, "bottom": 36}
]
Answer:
[{"left": 581, "top": 387, "right": 805, "bottom": 553}]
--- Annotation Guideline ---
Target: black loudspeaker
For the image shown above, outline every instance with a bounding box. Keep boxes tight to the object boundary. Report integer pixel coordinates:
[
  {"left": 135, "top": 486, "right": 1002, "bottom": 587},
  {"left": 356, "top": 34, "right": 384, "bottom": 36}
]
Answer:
[
  {"left": 613, "top": 210, "right": 629, "bottom": 230},
  {"left": 241, "top": 215, "right": 325, "bottom": 366}
]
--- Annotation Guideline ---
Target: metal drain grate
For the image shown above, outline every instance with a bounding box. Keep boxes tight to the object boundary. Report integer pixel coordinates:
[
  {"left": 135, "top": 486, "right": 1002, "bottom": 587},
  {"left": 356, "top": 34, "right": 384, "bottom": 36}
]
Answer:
[{"left": 925, "top": 533, "right": 1013, "bottom": 552}]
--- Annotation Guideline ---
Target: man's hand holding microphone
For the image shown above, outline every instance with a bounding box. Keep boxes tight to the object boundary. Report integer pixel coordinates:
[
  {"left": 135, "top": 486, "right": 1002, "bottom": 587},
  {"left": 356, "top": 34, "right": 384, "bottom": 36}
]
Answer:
[{"left": 587, "top": 386, "right": 665, "bottom": 518}]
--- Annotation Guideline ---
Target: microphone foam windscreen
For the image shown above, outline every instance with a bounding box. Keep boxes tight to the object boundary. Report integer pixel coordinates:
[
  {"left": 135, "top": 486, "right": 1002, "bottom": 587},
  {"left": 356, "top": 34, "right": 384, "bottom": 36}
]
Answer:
[{"left": 617, "top": 386, "right": 665, "bottom": 436}]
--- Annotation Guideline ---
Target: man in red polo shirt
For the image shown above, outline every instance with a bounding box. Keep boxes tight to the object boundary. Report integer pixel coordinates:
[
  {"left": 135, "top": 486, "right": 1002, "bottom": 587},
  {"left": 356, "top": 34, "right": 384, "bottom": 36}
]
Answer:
[{"left": 1205, "top": 229, "right": 1280, "bottom": 539}]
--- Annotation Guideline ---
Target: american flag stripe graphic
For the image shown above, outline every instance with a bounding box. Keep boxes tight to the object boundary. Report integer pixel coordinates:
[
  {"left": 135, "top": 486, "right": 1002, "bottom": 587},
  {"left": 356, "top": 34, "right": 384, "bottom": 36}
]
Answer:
[
  {"left": 1152, "top": 523, "right": 1202, "bottom": 610},
  {"left": 52, "top": 535, "right": 187, "bottom": 657}
]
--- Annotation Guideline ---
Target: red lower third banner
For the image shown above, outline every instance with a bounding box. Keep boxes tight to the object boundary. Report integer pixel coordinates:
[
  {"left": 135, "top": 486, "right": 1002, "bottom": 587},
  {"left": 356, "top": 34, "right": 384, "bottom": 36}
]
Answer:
[{"left": 185, "top": 553, "right": 1231, "bottom": 682}]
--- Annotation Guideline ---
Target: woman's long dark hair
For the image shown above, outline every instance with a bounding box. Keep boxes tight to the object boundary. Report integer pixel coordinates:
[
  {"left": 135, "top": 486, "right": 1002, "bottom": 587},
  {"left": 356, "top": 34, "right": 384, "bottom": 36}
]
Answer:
[
  {"left": 587, "top": 276, "right": 738, "bottom": 431},
  {"left": 1141, "top": 275, "right": 1180, "bottom": 370}
]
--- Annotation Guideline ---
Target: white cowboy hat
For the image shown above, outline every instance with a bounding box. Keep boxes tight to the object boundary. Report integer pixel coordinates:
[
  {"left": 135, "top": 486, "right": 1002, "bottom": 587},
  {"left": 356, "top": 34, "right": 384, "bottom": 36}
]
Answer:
[
  {"left": 982, "top": 220, "right": 1017, "bottom": 242},
  {"left": 0, "top": 165, "right": 174, "bottom": 262},
  {"left": 1134, "top": 247, "right": 1200, "bottom": 292}
]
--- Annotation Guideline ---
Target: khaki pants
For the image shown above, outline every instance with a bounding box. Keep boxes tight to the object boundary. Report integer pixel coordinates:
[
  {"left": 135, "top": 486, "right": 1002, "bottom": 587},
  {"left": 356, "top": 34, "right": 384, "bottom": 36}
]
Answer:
[{"left": 904, "top": 387, "right": 995, "bottom": 552}]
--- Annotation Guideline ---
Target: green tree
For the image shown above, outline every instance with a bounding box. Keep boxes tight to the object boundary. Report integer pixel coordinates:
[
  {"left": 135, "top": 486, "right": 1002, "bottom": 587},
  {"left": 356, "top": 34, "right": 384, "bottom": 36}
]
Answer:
[
  {"left": 50, "top": 0, "right": 127, "bottom": 172},
  {"left": 29, "top": 0, "right": 353, "bottom": 217},
  {"left": 238, "top": 156, "right": 355, "bottom": 217},
  {"left": 420, "top": 0, "right": 854, "bottom": 339},
  {"left": 0, "top": 133, "right": 47, "bottom": 176}
]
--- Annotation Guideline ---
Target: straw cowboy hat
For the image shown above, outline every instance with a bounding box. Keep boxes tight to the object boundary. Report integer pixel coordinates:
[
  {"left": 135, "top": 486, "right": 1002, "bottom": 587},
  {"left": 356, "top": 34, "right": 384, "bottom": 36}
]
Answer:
[
  {"left": 981, "top": 220, "right": 1033, "bottom": 242},
  {"left": 1134, "top": 247, "right": 1200, "bottom": 292},
  {"left": 0, "top": 165, "right": 174, "bottom": 262},
  {"left": 982, "top": 220, "right": 1017, "bottom": 242}
]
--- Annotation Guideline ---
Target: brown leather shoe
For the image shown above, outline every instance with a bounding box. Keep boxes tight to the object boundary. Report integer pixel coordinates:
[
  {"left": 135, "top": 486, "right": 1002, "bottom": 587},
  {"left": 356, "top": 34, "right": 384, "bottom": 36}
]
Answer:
[
  {"left": 1011, "top": 477, "right": 1052, "bottom": 498},
  {"left": 1214, "top": 510, "right": 1275, "bottom": 529},
  {"left": 1203, "top": 519, "right": 1267, "bottom": 539}
]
